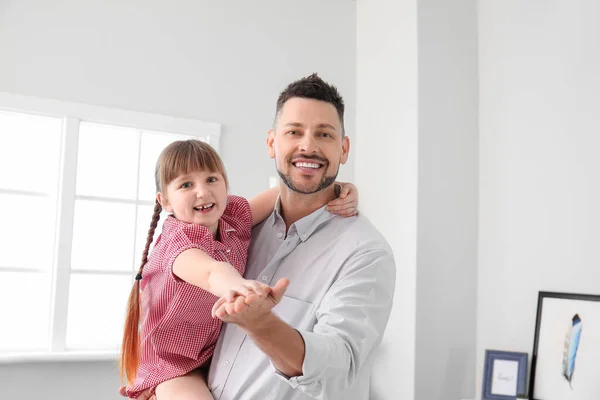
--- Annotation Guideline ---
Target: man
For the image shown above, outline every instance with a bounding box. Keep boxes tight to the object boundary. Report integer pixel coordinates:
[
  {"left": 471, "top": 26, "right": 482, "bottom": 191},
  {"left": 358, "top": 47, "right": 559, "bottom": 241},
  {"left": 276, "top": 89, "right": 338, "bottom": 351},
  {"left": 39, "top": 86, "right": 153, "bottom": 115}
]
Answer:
[{"left": 127, "top": 73, "right": 396, "bottom": 399}]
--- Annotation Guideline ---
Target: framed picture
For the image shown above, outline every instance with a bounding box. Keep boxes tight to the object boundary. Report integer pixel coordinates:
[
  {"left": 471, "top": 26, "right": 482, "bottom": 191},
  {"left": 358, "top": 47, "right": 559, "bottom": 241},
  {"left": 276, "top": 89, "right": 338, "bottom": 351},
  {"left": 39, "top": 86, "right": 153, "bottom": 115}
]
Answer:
[
  {"left": 482, "top": 349, "right": 528, "bottom": 400},
  {"left": 529, "top": 291, "right": 600, "bottom": 400}
]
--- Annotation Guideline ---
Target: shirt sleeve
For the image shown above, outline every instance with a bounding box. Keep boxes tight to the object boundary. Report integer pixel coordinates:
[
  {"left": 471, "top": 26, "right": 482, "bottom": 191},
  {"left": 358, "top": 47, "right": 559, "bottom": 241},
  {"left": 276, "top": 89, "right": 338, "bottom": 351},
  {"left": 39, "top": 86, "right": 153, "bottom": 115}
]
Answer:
[
  {"left": 273, "top": 247, "right": 396, "bottom": 398},
  {"left": 221, "top": 195, "right": 252, "bottom": 240},
  {"left": 166, "top": 223, "right": 216, "bottom": 282}
]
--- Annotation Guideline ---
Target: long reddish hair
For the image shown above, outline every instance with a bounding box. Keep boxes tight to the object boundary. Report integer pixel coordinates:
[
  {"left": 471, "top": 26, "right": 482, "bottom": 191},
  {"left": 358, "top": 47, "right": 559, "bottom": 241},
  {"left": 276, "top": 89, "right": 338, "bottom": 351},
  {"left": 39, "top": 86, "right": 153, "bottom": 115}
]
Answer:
[{"left": 120, "top": 140, "right": 228, "bottom": 385}]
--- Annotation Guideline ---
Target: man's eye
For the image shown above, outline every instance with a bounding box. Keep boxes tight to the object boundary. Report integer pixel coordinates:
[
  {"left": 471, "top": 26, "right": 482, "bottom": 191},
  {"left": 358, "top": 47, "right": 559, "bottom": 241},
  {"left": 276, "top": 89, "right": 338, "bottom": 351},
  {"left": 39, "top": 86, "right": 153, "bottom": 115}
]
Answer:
[
  {"left": 319, "top": 132, "right": 331, "bottom": 138},
  {"left": 287, "top": 130, "right": 298, "bottom": 135}
]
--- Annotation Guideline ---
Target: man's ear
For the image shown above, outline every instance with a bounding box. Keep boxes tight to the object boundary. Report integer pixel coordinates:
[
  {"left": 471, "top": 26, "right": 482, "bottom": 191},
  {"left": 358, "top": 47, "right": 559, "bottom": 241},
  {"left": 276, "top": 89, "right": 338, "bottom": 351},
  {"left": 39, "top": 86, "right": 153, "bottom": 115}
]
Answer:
[
  {"left": 157, "top": 192, "right": 172, "bottom": 212},
  {"left": 267, "top": 129, "right": 276, "bottom": 159},
  {"left": 340, "top": 135, "right": 350, "bottom": 165}
]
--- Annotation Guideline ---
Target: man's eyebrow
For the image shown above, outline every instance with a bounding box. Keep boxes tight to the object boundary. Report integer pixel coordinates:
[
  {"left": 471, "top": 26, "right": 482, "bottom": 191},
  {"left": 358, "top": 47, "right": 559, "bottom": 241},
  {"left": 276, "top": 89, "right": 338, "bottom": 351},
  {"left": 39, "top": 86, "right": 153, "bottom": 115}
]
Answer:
[
  {"left": 316, "top": 123, "right": 338, "bottom": 131},
  {"left": 283, "top": 122, "right": 338, "bottom": 131},
  {"left": 283, "top": 122, "right": 304, "bottom": 128}
]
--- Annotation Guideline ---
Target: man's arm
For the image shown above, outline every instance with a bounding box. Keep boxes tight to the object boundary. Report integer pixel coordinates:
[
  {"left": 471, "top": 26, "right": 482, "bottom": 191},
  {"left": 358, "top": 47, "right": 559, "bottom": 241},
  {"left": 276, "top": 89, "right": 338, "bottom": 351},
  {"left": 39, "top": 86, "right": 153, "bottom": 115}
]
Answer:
[
  {"left": 246, "top": 313, "right": 305, "bottom": 377},
  {"left": 214, "top": 249, "right": 396, "bottom": 397}
]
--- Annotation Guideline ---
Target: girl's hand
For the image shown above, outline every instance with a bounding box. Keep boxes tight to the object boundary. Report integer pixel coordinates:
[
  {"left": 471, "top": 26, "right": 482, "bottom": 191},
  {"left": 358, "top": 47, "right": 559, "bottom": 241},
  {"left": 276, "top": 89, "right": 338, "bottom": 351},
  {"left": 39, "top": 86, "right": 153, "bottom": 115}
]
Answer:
[
  {"left": 326, "top": 182, "right": 358, "bottom": 217},
  {"left": 211, "top": 280, "right": 270, "bottom": 317},
  {"left": 225, "top": 280, "right": 270, "bottom": 302},
  {"left": 213, "top": 278, "right": 290, "bottom": 321}
]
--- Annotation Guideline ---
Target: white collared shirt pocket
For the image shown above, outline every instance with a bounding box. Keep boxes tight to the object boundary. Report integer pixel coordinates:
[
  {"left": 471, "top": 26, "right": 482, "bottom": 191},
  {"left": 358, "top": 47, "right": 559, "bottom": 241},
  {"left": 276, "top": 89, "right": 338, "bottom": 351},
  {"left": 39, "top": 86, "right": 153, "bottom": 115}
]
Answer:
[{"left": 272, "top": 295, "right": 315, "bottom": 330}]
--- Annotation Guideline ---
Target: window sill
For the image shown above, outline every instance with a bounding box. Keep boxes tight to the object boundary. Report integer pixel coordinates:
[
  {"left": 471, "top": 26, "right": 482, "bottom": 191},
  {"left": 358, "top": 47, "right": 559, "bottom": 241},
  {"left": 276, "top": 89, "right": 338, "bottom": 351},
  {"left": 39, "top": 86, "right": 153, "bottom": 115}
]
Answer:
[{"left": 0, "top": 350, "right": 119, "bottom": 364}]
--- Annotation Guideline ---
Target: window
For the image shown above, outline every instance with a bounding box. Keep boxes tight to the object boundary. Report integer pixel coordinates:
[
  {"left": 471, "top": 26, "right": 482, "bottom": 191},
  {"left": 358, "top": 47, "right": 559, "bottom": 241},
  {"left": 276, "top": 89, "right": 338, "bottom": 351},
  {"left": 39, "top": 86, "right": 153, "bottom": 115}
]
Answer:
[
  {"left": 0, "top": 111, "right": 62, "bottom": 353},
  {"left": 0, "top": 92, "right": 220, "bottom": 360}
]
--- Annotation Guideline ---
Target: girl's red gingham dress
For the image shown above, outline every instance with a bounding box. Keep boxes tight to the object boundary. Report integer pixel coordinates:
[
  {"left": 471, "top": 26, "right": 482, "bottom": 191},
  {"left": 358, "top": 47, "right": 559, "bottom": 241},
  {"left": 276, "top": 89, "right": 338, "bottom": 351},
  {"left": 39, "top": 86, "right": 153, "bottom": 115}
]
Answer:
[{"left": 125, "top": 195, "right": 252, "bottom": 398}]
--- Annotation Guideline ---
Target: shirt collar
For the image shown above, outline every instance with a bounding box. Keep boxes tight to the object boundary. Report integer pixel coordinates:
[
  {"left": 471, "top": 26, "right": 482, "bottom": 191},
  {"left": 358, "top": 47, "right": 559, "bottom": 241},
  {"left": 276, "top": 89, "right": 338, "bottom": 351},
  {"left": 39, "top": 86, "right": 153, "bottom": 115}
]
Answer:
[{"left": 270, "top": 195, "right": 337, "bottom": 242}]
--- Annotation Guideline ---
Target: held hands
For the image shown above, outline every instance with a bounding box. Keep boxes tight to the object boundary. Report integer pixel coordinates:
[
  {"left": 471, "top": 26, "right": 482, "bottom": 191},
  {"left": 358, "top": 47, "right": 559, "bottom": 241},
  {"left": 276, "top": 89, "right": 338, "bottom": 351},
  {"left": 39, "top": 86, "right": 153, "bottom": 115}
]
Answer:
[
  {"left": 212, "top": 279, "right": 271, "bottom": 317},
  {"left": 326, "top": 182, "right": 358, "bottom": 217},
  {"left": 211, "top": 278, "right": 290, "bottom": 328},
  {"left": 224, "top": 279, "right": 271, "bottom": 302}
]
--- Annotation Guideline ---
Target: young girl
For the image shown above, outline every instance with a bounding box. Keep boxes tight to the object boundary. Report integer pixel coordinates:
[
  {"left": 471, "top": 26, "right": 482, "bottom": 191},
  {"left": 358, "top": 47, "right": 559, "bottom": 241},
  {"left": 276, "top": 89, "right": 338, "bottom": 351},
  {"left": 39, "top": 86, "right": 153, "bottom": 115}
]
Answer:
[{"left": 121, "top": 139, "right": 358, "bottom": 399}]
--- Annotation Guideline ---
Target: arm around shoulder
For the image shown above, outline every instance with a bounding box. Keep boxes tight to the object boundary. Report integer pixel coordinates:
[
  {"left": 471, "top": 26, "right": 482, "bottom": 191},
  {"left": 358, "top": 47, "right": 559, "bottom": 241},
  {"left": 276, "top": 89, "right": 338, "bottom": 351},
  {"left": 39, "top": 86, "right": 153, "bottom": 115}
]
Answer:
[{"left": 248, "top": 187, "right": 279, "bottom": 227}]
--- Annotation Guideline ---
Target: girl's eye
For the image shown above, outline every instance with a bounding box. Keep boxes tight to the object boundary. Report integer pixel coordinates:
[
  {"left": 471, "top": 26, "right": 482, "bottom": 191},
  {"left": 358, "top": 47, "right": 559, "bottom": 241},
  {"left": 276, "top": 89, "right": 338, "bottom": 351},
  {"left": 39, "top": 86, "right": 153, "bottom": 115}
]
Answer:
[
  {"left": 180, "top": 182, "right": 192, "bottom": 189},
  {"left": 207, "top": 177, "right": 218, "bottom": 183}
]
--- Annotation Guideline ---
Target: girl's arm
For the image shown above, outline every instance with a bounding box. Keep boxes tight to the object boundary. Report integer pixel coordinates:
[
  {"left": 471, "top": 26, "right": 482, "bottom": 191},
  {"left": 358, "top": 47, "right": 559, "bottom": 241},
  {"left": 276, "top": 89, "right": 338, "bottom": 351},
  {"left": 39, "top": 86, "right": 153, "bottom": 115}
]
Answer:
[
  {"left": 173, "top": 248, "right": 267, "bottom": 300},
  {"left": 248, "top": 182, "right": 360, "bottom": 227},
  {"left": 248, "top": 187, "right": 280, "bottom": 227}
]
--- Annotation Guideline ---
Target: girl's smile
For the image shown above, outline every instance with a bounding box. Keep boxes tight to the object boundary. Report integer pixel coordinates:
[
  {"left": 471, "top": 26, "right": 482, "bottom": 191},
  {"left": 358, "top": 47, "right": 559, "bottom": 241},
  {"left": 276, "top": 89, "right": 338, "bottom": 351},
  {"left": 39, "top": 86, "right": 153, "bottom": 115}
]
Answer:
[{"left": 157, "top": 169, "right": 228, "bottom": 237}]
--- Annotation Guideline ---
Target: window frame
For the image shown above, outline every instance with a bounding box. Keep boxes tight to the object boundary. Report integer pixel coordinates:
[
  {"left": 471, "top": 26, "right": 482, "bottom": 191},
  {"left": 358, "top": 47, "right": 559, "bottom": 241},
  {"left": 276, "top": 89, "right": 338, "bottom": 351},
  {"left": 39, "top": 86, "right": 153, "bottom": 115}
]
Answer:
[{"left": 0, "top": 92, "right": 220, "bottom": 363}]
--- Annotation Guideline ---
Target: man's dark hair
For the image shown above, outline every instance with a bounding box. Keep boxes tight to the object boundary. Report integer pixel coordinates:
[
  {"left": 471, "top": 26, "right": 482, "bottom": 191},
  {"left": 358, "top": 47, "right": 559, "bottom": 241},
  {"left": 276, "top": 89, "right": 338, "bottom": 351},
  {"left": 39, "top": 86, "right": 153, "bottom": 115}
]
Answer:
[{"left": 275, "top": 73, "right": 345, "bottom": 135}]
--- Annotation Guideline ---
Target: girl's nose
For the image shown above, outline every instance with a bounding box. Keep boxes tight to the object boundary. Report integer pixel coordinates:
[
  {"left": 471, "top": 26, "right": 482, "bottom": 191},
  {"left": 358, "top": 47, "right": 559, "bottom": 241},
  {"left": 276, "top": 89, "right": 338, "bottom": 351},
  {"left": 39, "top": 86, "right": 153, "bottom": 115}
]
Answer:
[{"left": 195, "top": 185, "right": 207, "bottom": 198}]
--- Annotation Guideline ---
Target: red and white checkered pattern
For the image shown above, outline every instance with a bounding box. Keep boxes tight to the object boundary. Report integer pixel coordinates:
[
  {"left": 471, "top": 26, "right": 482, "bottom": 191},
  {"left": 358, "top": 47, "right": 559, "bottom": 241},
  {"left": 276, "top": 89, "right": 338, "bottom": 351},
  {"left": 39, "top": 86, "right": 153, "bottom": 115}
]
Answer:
[{"left": 125, "top": 195, "right": 252, "bottom": 398}]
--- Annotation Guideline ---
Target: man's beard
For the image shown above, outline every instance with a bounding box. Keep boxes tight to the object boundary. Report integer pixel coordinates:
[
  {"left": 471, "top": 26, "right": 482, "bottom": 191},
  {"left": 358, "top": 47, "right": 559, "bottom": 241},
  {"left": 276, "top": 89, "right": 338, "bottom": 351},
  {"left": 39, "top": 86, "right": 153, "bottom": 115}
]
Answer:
[{"left": 277, "top": 159, "right": 339, "bottom": 194}]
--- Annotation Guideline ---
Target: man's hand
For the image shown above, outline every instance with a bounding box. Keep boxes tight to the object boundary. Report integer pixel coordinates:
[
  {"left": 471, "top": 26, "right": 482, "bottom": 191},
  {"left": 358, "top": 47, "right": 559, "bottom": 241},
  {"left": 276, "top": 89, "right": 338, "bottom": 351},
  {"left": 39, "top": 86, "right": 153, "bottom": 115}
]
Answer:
[
  {"left": 212, "top": 278, "right": 289, "bottom": 330},
  {"left": 118, "top": 386, "right": 154, "bottom": 400}
]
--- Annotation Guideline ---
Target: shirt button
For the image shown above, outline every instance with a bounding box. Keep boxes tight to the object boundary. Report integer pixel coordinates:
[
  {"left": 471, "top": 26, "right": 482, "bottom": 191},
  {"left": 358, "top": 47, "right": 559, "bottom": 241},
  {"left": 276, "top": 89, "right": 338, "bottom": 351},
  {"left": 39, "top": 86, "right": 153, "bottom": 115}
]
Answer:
[
  {"left": 224, "top": 360, "right": 230, "bottom": 367},
  {"left": 277, "top": 232, "right": 283, "bottom": 238},
  {"left": 226, "top": 249, "right": 231, "bottom": 253},
  {"left": 261, "top": 275, "right": 268, "bottom": 281},
  {"left": 301, "top": 233, "right": 307, "bottom": 239}
]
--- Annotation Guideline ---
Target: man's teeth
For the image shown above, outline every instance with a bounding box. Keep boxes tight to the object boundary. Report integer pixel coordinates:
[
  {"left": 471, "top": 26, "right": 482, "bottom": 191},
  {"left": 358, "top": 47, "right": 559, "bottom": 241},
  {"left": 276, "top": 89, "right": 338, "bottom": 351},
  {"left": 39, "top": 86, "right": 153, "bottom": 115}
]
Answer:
[
  {"left": 294, "top": 162, "right": 320, "bottom": 169},
  {"left": 194, "top": 203, "right": 214, "bottom": 211}
]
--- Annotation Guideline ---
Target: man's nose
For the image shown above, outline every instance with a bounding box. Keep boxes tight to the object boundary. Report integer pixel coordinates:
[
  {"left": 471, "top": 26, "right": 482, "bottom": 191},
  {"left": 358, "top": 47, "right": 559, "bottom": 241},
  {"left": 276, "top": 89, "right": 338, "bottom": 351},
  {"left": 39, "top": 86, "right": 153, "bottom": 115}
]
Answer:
[{"left": 299, "top": 133, "right": 317, "bottom": 153}]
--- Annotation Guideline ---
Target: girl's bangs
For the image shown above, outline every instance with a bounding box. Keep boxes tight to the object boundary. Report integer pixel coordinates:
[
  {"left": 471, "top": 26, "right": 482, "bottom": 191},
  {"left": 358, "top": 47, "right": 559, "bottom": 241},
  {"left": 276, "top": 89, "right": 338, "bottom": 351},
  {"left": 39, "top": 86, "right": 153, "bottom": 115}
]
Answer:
[{"left": 160, "top": 141, "right": 227, "bottom": 186}]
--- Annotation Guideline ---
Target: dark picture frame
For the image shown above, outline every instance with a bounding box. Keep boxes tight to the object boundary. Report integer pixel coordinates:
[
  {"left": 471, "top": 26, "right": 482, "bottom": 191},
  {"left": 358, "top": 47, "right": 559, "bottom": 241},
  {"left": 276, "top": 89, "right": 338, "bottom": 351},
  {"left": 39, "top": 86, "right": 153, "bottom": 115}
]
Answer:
[
  {"left": 529, "top": 291, "right": 600, "bottom": 400},
  {"left": 482, "top": 349, "right": 528, "bottom": 400}
]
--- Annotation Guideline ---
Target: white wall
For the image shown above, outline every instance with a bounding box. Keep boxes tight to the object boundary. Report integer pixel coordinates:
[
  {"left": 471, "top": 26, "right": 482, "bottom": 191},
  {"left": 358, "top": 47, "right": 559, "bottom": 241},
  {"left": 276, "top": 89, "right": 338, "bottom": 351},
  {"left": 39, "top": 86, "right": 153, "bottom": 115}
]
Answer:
[
  {"left": 0, "top": 361, "right": 122, "bottom": 399},
  {"left": 477, "top": 0, "right": 600, "bottom": 396},
  {"left": 356, "top": 0, "right": 418, "bottom": 398},
  {"left": 416, "top": 0, "right": 478, "bottom": 399},
  {"left": 0, "top": 1, "right": 355, "bottom": 399},
  {"left": 356, "top": 1, "right": 478, "bottom": 399}
]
